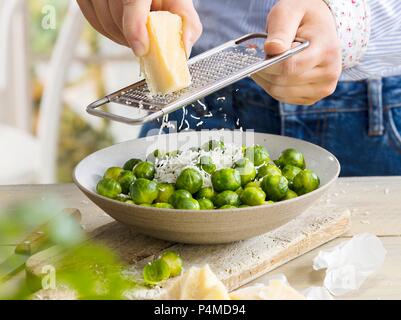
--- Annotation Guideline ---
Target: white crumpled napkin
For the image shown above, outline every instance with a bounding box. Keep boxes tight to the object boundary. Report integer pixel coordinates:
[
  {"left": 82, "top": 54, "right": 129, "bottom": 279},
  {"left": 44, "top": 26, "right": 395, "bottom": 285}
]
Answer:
[{"left": 313, "top": 233, "right": 386, "bottom": 296}]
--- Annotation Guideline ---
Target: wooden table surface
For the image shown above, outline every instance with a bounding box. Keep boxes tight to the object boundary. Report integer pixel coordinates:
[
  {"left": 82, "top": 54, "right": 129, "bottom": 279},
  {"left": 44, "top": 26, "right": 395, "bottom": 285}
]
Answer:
[{"left": 1, "top": 177, "right": 400, "bottom": 300}]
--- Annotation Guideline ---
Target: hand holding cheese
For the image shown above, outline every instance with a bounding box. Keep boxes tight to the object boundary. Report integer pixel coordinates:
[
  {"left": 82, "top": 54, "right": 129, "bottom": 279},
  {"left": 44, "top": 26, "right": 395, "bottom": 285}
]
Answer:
[
  {"left": 76, "top": 0, "right": 202, "bottom": 57},
  {"left": 141, "top": 11, "right": 192, "bottom": 95}
]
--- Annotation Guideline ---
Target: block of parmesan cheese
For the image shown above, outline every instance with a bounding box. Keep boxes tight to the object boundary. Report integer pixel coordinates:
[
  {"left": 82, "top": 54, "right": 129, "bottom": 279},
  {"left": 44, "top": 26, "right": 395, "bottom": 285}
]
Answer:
[
  {"left": 161, "top": 265, "right": 230, "bottom": 300},
  {"left": 160, "top": 264, "right": 305, "bottom": 300},
  {"left": 230, "top": 280, "right": 306, "bottom": 300},
  {"left": 141, "top": 11, "right": 191, "bottom": 95}
]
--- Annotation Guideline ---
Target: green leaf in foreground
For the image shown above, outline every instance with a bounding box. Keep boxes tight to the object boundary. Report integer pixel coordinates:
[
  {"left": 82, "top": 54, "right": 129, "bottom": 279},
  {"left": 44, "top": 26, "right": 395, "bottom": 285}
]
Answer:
[{"left": 56, "top": 243, "right": 136, "bottom": 300}]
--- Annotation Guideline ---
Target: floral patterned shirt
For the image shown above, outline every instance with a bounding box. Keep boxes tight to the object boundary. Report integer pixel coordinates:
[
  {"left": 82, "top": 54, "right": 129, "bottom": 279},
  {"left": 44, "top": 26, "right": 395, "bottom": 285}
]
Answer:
[
  {"left": 194, "top": 0, "right": 401, "bottom": 80},
  {"left": 322, "top": 0, "right": 370, "bottom": 70}
]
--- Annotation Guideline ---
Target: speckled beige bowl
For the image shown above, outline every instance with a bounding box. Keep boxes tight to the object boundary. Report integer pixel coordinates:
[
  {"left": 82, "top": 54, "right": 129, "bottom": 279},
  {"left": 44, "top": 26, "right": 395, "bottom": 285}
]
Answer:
[{"left": 74, "top": 131, "right": 340, "bottom": 244}]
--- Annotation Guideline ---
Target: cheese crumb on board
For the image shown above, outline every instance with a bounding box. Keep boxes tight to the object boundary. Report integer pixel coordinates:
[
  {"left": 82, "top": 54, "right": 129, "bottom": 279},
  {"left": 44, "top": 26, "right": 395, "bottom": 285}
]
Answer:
[{"left": 141, "top": 11, "right": 191, "bottom": 95}]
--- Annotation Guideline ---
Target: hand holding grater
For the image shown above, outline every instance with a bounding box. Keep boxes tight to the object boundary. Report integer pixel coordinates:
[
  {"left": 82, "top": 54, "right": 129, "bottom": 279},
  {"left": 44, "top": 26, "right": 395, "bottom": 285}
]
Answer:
[{"left": 86, "top": 33, "right": 309, "bottom": 125}]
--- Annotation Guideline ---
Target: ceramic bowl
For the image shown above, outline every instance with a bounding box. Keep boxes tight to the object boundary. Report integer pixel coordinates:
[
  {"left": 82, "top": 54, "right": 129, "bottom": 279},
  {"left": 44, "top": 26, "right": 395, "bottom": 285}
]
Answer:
[{"left": 74, "top": 131, "right": 340, "bottom": 244}]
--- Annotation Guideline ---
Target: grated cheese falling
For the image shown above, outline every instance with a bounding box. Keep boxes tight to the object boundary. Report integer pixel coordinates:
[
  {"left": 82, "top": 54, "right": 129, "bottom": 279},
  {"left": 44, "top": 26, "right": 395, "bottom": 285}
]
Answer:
[
  {"left": 183, "top": 119, "right": 190, "bottom": 130},
  {"left": 197, "top": 99, "right": 207, "bottom": 111},
  {"left": 158, "top": 114, "right": 169, "bottom": 135},
  {"left": 178, "top": 107, "right": 187, "bottom": 130},
  {"left": 190, "top": 114, "right": 201, "bottom": 120}
]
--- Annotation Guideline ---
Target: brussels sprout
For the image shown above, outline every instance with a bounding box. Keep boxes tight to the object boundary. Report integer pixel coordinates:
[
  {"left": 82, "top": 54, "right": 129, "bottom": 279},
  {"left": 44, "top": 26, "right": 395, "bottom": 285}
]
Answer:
[
  {"left": 261, "top": 175, "right": 289, "bottom": 201},
  {"left": 213, "top": 190, "right": 240, "bottom": 208},
  {"left": 96, "top": 178, "right": 122, "bottom": 199},
  {"left": 175, "top": 168, "right": 203, "bottom": 194},
  {"left": 198, "top": 198, "right": 215, "bottom": 210},
  {"left": 147, "top": 149, "right": 166, "bottom": 163},
  {"left": 240, "top": 187, "right": 266, "bottom": 206},
  {"left": 244, "top": 145, "right": 270, "bottom": 166},
  {"left": 168, "top": 190, "right": 192, "bottom": 207},
  {"left": 244, "top": 181, "right": 261, "bottom": 189},
  {"left": 129, "top": 178, "right": 159, "bottom": 204},
  {"left": 283, "top": 189, "right": 298, "bottom": 200},
  {"left": 234, "top": 158, "right": 256, "bottom": 186},
  {"left": 103, "top": 167, "right": 124, "bottom": 180},
  {"left": 281, "top": 165, "right": 302, "bottom": 188},
  {"left": 292, "top": 169, "right": 320, "bottom": 195},
  {"left": 235, "top": 187, "right": 244, "bottom": 196},
  {"left": 257, "top": 163, "right": 281, "bottom": 179},
  {"left": 152, "top": 149, "right": 166, "bottom": 159},
  {"left": 211, "top": 168, "right": 241, "bottom": 192},
  {"left": 143, "top": 259, "right": 170, "bottom": 286},
  {"left": 202, "top": 139, "right": 224, "bottom": 151},
  {"left": 220, "top": 205, "right": 237, "bottom": 209},
  {"left": 123, "top": 158, "right": 142, "bottom": 171},
  {"left": 174, "top": 198, "right": 201, "bottom": 210},
  {"left": 156, "top": 183, "right": 175, "bottom": 203},
  {"left": 117, "top": 170, "right": 136, "bottom": 194},
  {"left": 266, "top": 200, "right": 275, "bottom": 204},
  {"left": 159, "top": 251, "right": 183, "bottom": 277},
  {"left": 140, "top": 203, "right": 152, "bottom": 207},
  {"left": 198, "top": 156, "right": 216, "bottom": 174},
  {"left": 133, "top": 161, "right": 155, "bottom": 180},
  {"left": 153, "top": 203, "right": 174, "bottom": 209},
  {"left": 196, "top": 187, "right": 216, "bottom": 200},
  {"left": 275, "top": 148, "right": 306, "bottom": 169},
  {"left": 125, "top": 200, "right": 135, "bottom": 204}
]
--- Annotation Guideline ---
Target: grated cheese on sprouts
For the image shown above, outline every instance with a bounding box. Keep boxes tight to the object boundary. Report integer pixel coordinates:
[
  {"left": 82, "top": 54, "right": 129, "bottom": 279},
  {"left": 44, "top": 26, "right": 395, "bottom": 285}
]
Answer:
[{"left": 153, "top": 143, "right": 243, "bottom": 187}]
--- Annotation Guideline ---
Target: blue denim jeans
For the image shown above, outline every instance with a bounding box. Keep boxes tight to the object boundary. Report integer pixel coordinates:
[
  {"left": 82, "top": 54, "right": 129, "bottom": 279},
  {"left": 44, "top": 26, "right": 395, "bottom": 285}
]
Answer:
[{"left": 140, "top": 76, "right": 401, "bottom": 176}]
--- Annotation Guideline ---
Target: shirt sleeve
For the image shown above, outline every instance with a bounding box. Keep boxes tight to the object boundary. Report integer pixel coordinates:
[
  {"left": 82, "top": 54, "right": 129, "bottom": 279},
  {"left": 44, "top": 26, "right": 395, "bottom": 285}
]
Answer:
[{"left": 322, "top": 0, "right": 371, "bottom": 70}]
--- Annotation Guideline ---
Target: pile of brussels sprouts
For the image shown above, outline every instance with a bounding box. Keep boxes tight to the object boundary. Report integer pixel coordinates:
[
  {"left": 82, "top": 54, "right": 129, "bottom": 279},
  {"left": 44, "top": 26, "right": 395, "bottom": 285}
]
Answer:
[
  {"left": 143, "top": 251, "right": 183, "bottom": 286},
  {"left": 96, "top": 140, "right": 320, "bottom": 210}
]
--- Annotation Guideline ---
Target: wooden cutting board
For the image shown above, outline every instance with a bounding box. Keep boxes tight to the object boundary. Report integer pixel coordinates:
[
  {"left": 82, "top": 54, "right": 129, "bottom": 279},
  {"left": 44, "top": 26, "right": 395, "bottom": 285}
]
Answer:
[{"left": 30, "top": 206, "right": 350, "bottom": 299}]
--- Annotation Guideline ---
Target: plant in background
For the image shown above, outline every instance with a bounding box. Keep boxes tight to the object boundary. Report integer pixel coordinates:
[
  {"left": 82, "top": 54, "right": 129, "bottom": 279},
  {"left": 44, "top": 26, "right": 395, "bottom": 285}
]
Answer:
[
  {"left": 29, "top": 0, "right": 69, "bottom": 55},
  {"left": 29, "top": 0, "right": 114, "bottom": 183}
]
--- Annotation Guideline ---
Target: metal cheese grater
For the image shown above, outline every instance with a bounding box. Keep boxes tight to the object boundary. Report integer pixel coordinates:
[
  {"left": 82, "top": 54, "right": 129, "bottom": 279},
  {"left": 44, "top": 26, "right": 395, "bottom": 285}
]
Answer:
[{"left": 86, "top": 33, "right": 309, "bottom": 125}]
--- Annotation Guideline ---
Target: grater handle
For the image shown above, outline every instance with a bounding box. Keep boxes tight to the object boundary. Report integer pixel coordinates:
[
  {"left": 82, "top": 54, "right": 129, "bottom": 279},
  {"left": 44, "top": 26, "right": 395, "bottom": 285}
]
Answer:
[
  {"left": 87, "top": 97, "right": 164, "bottom": 125},
  {"left": 86, "top": 33, "right": 309, "bottom": 125}
]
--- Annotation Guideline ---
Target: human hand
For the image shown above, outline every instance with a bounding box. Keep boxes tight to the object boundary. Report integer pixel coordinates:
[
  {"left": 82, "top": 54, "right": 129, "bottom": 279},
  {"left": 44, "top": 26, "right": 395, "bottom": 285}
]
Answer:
[
  {"left": 252, "top": 0, "right": 342, "bottom": 105},
  {"left": 76, "top": 0, "right": 202, "bottom": 57}
]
